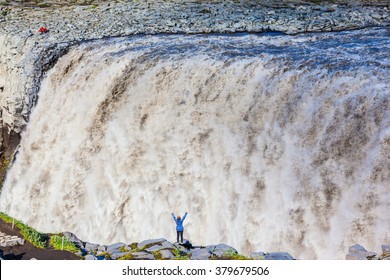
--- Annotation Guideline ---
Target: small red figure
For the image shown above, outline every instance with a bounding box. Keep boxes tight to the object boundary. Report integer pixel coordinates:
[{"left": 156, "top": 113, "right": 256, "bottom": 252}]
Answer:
[{"left": 38, "top": 27, "right": 47, "bottom": 33}]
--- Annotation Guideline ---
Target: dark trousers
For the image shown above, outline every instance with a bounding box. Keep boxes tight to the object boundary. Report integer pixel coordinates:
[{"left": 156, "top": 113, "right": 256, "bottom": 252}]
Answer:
[{"left": 177, "top": 230, "right": 184, "bottom": 243}]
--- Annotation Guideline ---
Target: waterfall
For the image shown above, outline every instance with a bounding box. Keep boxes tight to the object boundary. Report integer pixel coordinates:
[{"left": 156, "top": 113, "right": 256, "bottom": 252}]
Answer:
[{"left": 1, "top": 29, "right": 389, "bottom": 259}]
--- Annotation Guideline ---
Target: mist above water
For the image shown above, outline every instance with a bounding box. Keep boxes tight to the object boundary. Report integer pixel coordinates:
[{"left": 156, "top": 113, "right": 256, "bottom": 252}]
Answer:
[{"left": 1, "top": 29, "right": 389, "bottom": 259}]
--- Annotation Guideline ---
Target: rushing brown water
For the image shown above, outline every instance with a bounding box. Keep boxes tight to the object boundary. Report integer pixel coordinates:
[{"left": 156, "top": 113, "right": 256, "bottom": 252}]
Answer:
[{"left": 1, "top": 29, "right": 389, "bottom": 259}]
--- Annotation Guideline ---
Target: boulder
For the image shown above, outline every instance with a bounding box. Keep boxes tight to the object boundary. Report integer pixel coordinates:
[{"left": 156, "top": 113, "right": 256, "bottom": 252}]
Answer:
[
  {"left": 190, "top": 248, "right": 211, "bottom": 260},
  {"left": 162, "top": 241, "right": 175, "bottom": 249},
  {"left": 264, "top": 252, "right": 294, "bottom": 260},
  {"left": 145, "top": 244, "right": 164, "bottom": 253},
  {"left": 173, "top": 244, "right": 191, "bottom": 256},
  {"left": 96, "top": 245, "right": 107, "bottom": 254},
  {"left": 111, "top": 251, "right": 131, "bottom": 260},
  {"left": 160, "top": 249, "right": 175, "bottom": 260},
  {"left": 371, "top": 13, "right": 383, "bottom": 20},
  {"left": 347, "top": 244, "right": 376, "bottom": 260},
  {"left": 346, "top": 253, "right": 368, "bottom": 260},
  {"left": 145, "top": 240, "right": 175, "bottom": 252},
  {"left": 107, "top": 242, "right": 126, "bottom": 253},
  {"left": 84, "top": 242, "right": 99, "bottom": 253},
  {"left": 382, "top": 245, "right": 390, "bottom": 255},
  {"left": 63, "top": 232, "right": 84, "bottom": 248},
  {"left": 210, "top": 244, "right": 237, "bottom": 257},
  {"left": 84, "top": 254, "right": 97, "bottom": 260},
  {"left": 321, "top": 6, "right": 336, "bottom": 13},
  {"left": 98, "top": 245, "right": 107, "bottom": 252},
  {"left": 0, "top": 236, "right": 25, "bottom": 247},
  {"left": 131, "top": 251, "right": 155, "bottom": 260},
  {"left": 137, "top": 238, "right": 166, "bottom": 250},
  {"left": 77, "top": 249, "right": 86, "bottom": 257},
  {"left": 250, "top": 252, "right": 266, "bottom": 260},
  {"left": 349, "top": 244, "right": 367, "bottom": 254}
]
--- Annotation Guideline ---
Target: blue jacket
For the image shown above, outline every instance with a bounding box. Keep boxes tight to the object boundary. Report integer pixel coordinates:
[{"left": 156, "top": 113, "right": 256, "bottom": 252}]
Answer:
[{"left": 172, "top": 212, "right": 187, "bottom": 231}]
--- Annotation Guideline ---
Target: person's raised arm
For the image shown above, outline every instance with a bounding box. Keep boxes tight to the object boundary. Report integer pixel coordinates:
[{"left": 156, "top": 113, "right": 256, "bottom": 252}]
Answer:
[
  {"left": 182, "top": 212, "right": 188, "bottom": 221},
  {"left": 171, "top": 212, "right": 177, "bottom": 222}
]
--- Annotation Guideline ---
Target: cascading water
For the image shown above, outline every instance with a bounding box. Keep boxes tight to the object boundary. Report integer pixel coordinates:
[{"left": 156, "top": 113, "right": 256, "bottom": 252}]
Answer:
[{"left": 0, "top": 28, "right": 389, "bottom": 259}]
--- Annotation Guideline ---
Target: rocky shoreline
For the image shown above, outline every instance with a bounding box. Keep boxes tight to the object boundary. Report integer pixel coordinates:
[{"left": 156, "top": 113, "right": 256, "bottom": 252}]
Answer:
[
  {"left": 60, "top": 233, "right": 390, "bottom": 260},
  {"left": 0, "top": 1, "right": 389, "bottom": 161},
  {"left": 62, "top": 233, "right": 297, "bottom": 260},
  {"left": 2, "top": 228, "right": 390, "bottom": 260}
]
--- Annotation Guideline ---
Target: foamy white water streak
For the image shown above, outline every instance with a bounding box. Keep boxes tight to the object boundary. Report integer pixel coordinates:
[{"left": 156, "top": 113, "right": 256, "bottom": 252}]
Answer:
[{"left": 1, "top": 29, "right": 389, "bottom": 259}]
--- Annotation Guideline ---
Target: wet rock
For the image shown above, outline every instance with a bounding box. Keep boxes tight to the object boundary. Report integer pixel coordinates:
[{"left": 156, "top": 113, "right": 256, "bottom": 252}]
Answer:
[
  {"left": 84, "top": 254, "right": 97, "bottom": 260},
  {"left": 145, "top": 244, "right": 164, "bottom": 252},
  {"left": 264, "top": 252, "right": 294, "bottom": 260},
  {"left": 371, "top": 13, "right": 383, "bottom": 20},
  {"left": 111, "top": 251, "right": 130, "bottom": 260},
  {"left": 84, "top": 242, "right": 99, "bottom": 253},
  {"left": 160, "top": 249, "right": 175, "bottom": 260},
  {"left": 321, "top": 6, "right": 337, "bottom": 13},
  {"left": 63, "top": 232, "right": 83, "bottom": 248},
  {"left": 382, "top": 245, "right": 390, "bottom": 255},
  {"left": 131, "top": 251, "right": 155, "bottom": 260},
  {"left": 349, "top": 244, "right": 367, "bottom": 254},
  {"left": 346, "top": 253, "right": 366, "bottom": 260},
  {"left": 212, "top": 244, "right": 237, "bottom": 257},
  {"left": 190, "top": 248, "right": 211, "bottom": 260},
  {"left": 137, "top": 238, "right": 166, "bottom": 250},
  {"left": 250, "top": 252, "right": 266, "bottom": 260},
  {"left": 107, "top": 242, "right": 126, "bottom": 253},
  {"left": 96, "top": 245, "right": 107, "bottom": 253},
  {"left": 346, "top": 244, "right": 377, "bottom": 260},
  {"left": 162, "top": 241, "right": 175, "bottom": 249}
]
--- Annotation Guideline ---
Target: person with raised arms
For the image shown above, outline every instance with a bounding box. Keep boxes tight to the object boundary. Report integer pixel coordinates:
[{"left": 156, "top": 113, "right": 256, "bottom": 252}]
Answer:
[{"left": 171, "top": 212, "right": 187, "bottom": 244}]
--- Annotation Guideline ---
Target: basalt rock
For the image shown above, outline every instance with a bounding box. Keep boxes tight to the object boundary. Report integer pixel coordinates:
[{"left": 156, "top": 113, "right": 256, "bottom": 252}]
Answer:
[{"left": 346, "top": 244, "right": 377, "bottom": 260}]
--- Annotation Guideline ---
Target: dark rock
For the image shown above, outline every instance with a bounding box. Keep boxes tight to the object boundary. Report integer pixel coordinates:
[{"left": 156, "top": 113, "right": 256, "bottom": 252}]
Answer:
[
  {"left": 97, "top": 245, "right": 107, "bottom": 253},
  {"left": 250, "top": 252, "right": 266, "bottom": 260},
  {"left": 145, "top": 244, "right": 164, "bottom": 253},
  {"left": 162, "top": 241, "right": 175, "bottom": 249},
  {"left": 210, "top": 244, "right": 237, "bottom": 257},
  {"left": 84, "top": 254, "right": 97, "bottom": 260},
  {"left": 346, "top": 253, "right": 368, "bottom": 260},
  {"left": 349, "top": 244, "right": 367, "bottom": 254},
  {"left": 131, "top": 251, "right": 155, "bottom": 260},
  {"left": 346, "top": 244, "right": 376, "bottom": 260},
  {"left": 63, "top": 232, "right": 84, "bottom": 248},
  {"left": 321, "top": 6, "right": 336, "bottom": 13},
  {"left": 371, "top": 13, "right": 383, "bottom": 20},
  {"left": 107, "top": 242, "right": 126, "bottom": 253},
  {"left": 382, "top": 245, "right": 390, "bottom": 255},
  {"left": 84, "top": 242, "right": 99, "bottom": 253},
  {"left": 137, "top": 238, "right": 166, "bottom": 250},
  {"left": 264, "top": 252, "right": 294, "bottom": 260},
  {"left": 160, "top": 249, "right": 175, "bottom": 260},
  {"left": 190, "top": 248, "right": 211, "bottom": 260},
  {"left": 111, "top": 251, "right": 130, "bottom": 260}
]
